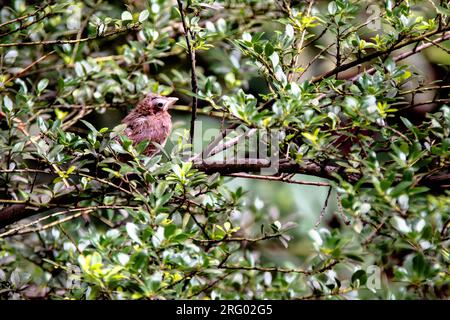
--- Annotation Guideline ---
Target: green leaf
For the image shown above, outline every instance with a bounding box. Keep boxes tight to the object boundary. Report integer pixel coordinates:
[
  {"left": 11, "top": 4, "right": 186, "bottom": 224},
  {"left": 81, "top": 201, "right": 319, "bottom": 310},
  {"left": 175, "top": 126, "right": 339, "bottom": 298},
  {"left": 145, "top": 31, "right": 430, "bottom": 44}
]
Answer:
[
  {"left": 117, "top": 253, "right": 130, "bottom": 266},
  {"left": 390, "top": 181, "right": 413, "bottom": 197},
  {"left": 66, "top": 165, "right": 76, "bottom": 175},
  {"left": 139, "top": 10, "right": 149, "bottom": 22},
  {"left": 285, "top": 24, "right": 294, "bottom": 41},
  {"left": 391, "top": 216, "right": 411, "bottom": 234},
  {"left": 126, "top": 223, "right": 142, "bottom": 245},
  {"left": 164, "top": 224, "right": 177, "bottom": 238},
  {"left": 4, "top": 50, "right": 18, "bottom": 64},
  {"left": 345, "top": 254, "right": 365, "bottom": 262},
  {"left": 103, "top": 196, "right": 115, "bottom": 205},
  {"left": 264, "top": 43, "right": 274, "bottom": 57},
  {"left": 37, "top": 78, "right": 49, "bottom": 94},
  {"left": 328, "top": 1, "right": 337, "bottom": 15},
  {"left": 2, "top": 95, "right": 13, "bottom": 112},
  {"left": 242, "top": 32, "right": 252, "bottom": 42},
  {"left": 81, "top": 120, "right": 98, "bottom": 134},
  {"left": 37, "top": 117, "right": 48, "bottom": 133},
  {"left": 269, "top": 52, "right": 279, "bottom": 68},
  {"left": 308, "top": 229, "right": 323, "bottom": 246},
  {"left": 121, "top": 11, "right": 133, "bottom": 21},
  {"left": 412, "top": 254, "right": 430, "bottom": 277},
  {"left": 55, "top": 108, "right": 68, "bottom": 120}
]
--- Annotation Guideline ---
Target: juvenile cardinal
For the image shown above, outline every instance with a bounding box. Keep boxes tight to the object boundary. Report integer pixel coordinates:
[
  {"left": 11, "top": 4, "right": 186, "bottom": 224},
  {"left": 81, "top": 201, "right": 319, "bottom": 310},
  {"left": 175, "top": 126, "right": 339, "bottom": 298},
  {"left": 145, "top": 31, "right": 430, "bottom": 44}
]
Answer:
[{"left": 121, "top": 93, "right": 178, "bottom": 156}]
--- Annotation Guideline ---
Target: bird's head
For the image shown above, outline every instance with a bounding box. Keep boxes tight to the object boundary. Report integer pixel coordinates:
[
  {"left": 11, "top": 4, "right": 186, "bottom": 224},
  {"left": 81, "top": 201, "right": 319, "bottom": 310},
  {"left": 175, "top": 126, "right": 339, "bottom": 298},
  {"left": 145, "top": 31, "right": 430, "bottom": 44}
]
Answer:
[{"left": 137, "top": 93, "right": 178, "bottom": 114}]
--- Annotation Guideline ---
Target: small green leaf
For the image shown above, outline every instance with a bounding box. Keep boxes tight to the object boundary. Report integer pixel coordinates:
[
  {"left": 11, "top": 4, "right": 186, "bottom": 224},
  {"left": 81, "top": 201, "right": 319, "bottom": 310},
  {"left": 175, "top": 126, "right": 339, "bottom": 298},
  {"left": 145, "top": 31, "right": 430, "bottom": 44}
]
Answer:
[
  {"left": 391, "top": 216, "right": 411, "bottom": 234},
  {"left": 81, "top": 120, "right": 98, "bottom": 134},
  {"left": 242, "top": 32, "right": 252, "bottom": 42},
  {"left": 55, "top": 108, "right": 68, "bottom": 120},
  {"left": 269, "top": 52, "right": 279, "bottom": 68},
  {"left": 164, "top": 224, "right": 177, "bottom": 238},
  {"left": 4, "top": 50, "right": 18, "bottom": 64},
  {"left": 117, "top": 253, "right": 130, "bottom": 266},
  {"left": 66, "top": 165, "right": 76, "bottom": 175},
  {"left": 37, "top": 78, "right": 49, "bottom": 94},
  {"left": 264, "top": 43, "right": 274, "bottom": 56},
  {"left": 126, "top": 223, "right": 142, "bottom": 245},
  {"left": 37, "top": 117, "right": 48, "bottom": 133},
  {"left": 3, "top": 95, "right": 13, "bottom": 112},
  {"left": 328, "top": 1, "right": 337, "bottom": 15},
  {"left": 139, "top": 10, "right": 149, "bottom": 22},
  {"left": 121, "top": 11, "right": 133, "bottom": 21}
]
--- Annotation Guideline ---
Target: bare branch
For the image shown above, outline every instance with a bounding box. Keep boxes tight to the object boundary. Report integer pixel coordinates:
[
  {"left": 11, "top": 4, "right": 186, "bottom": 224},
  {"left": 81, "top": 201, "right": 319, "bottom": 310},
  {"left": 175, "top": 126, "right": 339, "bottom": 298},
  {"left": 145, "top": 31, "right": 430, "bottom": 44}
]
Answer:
[
  {"left": 224, "top": 172, "right": 330, "bottom": 187},
  {"left": 218, "top": 259, "right": 339, "bottom": 276},
  {"left": 177, "top": 0, "right": 199, "bottom": 145},
  {"left": 0, "top": 2, "right": 54, "bottom": 29},
  {"left": 314, "top": 186, "right": 333, "bottom": 228},
  {"left": 193, "top": 232, "right": 283, "bottom": 245},
  {"left": 0, "top": 23, "right": 141, "bottom": 47}
]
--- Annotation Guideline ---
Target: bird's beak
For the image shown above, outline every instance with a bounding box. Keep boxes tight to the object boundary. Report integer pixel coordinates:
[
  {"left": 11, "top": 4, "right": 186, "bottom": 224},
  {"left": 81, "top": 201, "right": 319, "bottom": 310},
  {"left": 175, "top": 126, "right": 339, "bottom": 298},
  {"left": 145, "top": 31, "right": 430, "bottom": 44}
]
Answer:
[
  {"left": 166, "top": 97, "right": 178, "bottom": 106},
  {"left": 165, "top": 97, "right": 178, "bottom": 110}
]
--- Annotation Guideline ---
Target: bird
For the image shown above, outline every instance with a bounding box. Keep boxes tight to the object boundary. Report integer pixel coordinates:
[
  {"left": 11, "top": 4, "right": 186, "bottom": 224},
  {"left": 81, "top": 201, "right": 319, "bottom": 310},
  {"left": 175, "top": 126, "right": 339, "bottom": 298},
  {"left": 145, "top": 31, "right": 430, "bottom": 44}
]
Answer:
[{"left": 121, "top": 93, "right": 178, "bottom": 157}]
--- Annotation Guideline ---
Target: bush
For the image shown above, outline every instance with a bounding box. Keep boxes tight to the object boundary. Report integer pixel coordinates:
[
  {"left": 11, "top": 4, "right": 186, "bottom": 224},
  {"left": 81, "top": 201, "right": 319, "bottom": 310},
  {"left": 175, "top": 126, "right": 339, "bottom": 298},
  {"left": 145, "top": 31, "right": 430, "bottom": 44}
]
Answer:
[{"left": 0, "top": 0, "right": 449, "bottom": 299}]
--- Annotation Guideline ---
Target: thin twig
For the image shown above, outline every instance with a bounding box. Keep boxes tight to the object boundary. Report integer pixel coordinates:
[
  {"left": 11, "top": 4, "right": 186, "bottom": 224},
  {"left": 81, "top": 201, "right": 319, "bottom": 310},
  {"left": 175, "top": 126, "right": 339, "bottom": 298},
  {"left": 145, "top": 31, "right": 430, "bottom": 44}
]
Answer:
[
  {"left": 0, "top": 2, "right": 53, "bottom": 29},
  {"left": 6, "top": 50, "right": 56, "bottom": 84},
  {"left": 70, "top": 4, "right": 98, "bottom": 63},
  {"left": 314, "top": 186, "right": 333, "bottom": 228},
  {"left": 225, "top": 172, "right": 330, "bottom": 187},
  {"left": 350, "top": 31, "right": 450, "bottom": 81},
  {"left": 218, "top": 259, "right": 339, "bottom": 276},
  {"left": 288, "top": 0, "right": 315, "bottom": 81},
  {"left": 0, "top": 12, "right": 56, "bottom": 38},
  {"left": 0, "top": 23, "right": 141, "bottom": 47},
  {"left": 192, "top": 232, "right": 282, "bottom": 245},
  {"left": 0, "top": 205, "right": 137, "bottom": 238},
  {"left": 58, "top": 224, "right": 82, "bottom": 254},
  {"left": 177, "top": 0, "right": 199, "bottom": 145},
  {"left": 13, "top": 210, "right": 92, "bottom": 235},
  {"left": 187, "top": 273, "right": 232, "bottom": 298},
  {"left": 335, "top": 193, "right": 350, "bottom": 225},
  {"left": 363, "top": 218, "right": 387, "bottom": 245},
  {"left": 314, "top": 25, "right": 450, "bottom": 83}
]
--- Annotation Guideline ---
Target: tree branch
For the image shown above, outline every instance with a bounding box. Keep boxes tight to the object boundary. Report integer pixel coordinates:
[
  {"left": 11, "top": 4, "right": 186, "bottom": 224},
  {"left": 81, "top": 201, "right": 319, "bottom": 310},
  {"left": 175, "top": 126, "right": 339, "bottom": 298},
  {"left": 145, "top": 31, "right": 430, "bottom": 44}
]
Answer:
[
  {"left": 177, "top": 0, "right": 199, "bottom": 145},
  {"left": 0, "top": 2, "right": 54, "bottom": 29},
  {"left": 312, "top": 25, "right": 450, "bottom": 83},
  {"left": 193, "top": 159, "right": 450, "bottom": 190},
  {"left": 224, "top": 172, "right": 330, "bottom": 187},
  {"left": 0, "top": 23, "right": 141, "bottom": 47},
  {"left": 314, "top": 186, "right": 333, "bottom": 228},
  {"left": 218, "top": 259, "right": 339, "bottom": 276},
  {"left": 193, "top": 232, "right": 283, "bottom": 245},
  {"left": 350, "top": 30, "right": 450, "bottom": 81}
]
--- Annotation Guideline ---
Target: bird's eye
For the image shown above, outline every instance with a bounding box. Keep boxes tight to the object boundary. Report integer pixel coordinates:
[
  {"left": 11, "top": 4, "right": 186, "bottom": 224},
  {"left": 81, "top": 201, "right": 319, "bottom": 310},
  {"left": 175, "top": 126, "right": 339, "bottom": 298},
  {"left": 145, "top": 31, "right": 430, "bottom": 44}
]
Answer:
[{"left": 157, "top": 102, "right": 164, "bottom": 108}]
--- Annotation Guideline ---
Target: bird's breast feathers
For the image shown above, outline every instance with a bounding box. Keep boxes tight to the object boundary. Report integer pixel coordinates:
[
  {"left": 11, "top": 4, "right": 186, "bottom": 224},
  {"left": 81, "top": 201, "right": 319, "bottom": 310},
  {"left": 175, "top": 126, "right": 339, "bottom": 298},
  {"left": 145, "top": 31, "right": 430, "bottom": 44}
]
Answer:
[{"left": 125, "top": 112, "right": 172, "bottom": 144}]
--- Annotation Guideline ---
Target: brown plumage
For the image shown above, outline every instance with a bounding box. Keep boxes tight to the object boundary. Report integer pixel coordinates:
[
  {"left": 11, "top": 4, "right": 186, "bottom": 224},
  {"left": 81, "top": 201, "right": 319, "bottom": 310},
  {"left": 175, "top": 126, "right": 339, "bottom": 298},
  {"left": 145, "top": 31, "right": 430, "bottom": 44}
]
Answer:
[{"left": 121, "top": 93, "right": 178, "bottom": 156}]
